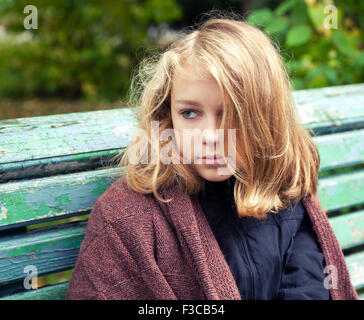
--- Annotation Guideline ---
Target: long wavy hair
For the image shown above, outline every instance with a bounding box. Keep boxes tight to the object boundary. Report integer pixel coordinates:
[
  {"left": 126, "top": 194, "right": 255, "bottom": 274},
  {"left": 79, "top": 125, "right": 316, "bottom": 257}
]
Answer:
[{"left": 114, "top": 13, "right": 320, "bottom": 220}]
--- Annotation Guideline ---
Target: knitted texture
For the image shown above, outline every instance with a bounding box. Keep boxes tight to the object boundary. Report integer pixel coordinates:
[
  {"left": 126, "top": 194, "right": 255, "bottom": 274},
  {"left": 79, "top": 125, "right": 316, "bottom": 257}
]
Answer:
[
  {"left": 301, "top": 193, "right": 359, "bottom": 300},
  {"left": 66, "top": 176, "right": 359, "bottom": 300}
]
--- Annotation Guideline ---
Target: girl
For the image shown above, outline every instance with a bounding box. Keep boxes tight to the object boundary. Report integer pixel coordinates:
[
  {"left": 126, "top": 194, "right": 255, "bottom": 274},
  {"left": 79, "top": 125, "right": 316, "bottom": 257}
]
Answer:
[{"left": 66, "top": 15, "right": 358, "bottom": 300}]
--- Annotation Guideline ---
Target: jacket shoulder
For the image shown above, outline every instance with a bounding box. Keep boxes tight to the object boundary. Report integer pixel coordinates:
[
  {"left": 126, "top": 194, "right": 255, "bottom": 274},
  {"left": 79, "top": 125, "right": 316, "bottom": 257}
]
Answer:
[
  {"left": 85, "top": 175, "right": 157, "bottom": 240},
  {"left": 270, "top": 199, "right": 307, "bottom": 236},
  {"left": 98, "top": 175, "right": 155, "bottom": 217},
  {"left": 66, "top": 176, "right": 161, "bottom": 300}
]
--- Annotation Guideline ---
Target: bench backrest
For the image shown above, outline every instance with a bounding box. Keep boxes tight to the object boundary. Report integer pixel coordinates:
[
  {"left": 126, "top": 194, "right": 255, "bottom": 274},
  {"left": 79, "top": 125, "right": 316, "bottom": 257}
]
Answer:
[{"left": 0, "top": 83, "right": 363, "bottom": 300}]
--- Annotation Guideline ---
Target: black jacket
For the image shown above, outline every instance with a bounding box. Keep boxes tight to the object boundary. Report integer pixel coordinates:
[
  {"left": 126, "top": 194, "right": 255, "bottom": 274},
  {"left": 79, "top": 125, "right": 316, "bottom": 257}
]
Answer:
[{"left": 197, "top": 176, "right": 330, "bottom": 300}]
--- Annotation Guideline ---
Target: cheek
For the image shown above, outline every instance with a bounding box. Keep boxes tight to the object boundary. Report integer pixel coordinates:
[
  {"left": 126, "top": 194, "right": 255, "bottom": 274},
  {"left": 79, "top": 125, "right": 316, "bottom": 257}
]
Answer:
[
  {"left": 171, "top": 113, "right": 181, "bottom": 148},
  {"left": 173, "top": 129, "right": 197, "bottom": 159},
  {"left": 171, "top": 121, "right": 198, "bottom": 158}
]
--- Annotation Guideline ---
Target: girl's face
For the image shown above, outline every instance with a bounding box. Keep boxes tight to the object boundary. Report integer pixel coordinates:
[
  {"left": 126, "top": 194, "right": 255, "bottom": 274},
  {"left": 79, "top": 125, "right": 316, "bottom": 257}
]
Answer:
[{"left": 170, "top": 63, "right": 234, "bottom": 182}]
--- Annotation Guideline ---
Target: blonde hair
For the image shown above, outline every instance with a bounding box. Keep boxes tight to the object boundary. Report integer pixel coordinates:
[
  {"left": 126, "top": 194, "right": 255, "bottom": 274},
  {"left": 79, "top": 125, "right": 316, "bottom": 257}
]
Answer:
[{"left": 114, "top": 12, "right": 320, "bottom": 220}]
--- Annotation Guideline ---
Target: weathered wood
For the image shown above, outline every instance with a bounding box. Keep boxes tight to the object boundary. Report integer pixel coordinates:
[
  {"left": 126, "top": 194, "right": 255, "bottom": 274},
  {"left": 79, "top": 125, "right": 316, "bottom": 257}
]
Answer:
[
  {"left": 0, "top": 167, "right": 122, "bottom": 230},
  {"left": 0, "top": 221, "right": 86, "bottom": 285},
  {"left": 293, "top": 83, "right": 364, "bottom": 135},
  {"left": 1, "top": 165, "right": 364, "bottom": 229},
  {"left": 315, "top": 129, "right": 364, "bottom": 171},
  {"left": 0, "top": 233, "right": 363, "bottom": 300},
  {"left": 0, "top": 149, "right": 120, "bottom": 182},
  {"left": 0, "top": 282, "right": 68, "bottom": 300},
  {"left": 1, "top": 84, "right": 364, "bottom": 182},
  {"left": 0, "top": 108, "right": 138, "bottom": 164},
  {"left": 318, "top": 168, "right": 364, "bottom": 212},
  {"left": 359, "top": 290, "right": 364, "bottom": 300},
  {"left": 0, "top": 211, "right": 361, "bottom": 286},
  {"left": 2, "top": 249, "right": 362, "bottom": 300},
  {"left": 328, "top": 210, "right": 364, "bottom": 250},
  {"left": 4, "top": 280, "right": 363, "bottom": 300},
  {"left": 345, "top": 251, "right": 364, "bottom": 289},
  {"left": 2, "top": 128, "right": 364, "bottom": 182},
  {"left": 0, "top": 107, "right": 138, "bottom": 182}
]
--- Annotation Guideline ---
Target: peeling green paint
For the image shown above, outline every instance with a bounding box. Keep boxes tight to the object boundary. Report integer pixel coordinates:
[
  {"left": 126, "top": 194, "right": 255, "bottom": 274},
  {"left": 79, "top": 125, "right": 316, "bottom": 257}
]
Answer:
[
  {"left": 0, "top": 223, "right": 86, "bottom": 284},
  {"left": 1, "top": 282, "right": 69, "bottom": 300},
  {"left": 0, "top": 167, "right": 122, "bottom": 228}
]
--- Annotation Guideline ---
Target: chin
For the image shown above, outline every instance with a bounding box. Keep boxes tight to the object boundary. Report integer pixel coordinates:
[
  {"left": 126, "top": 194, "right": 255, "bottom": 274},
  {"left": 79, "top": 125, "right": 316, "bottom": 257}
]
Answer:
[{"left": 194, "top": 165, "right": 233, "bottom": 181}]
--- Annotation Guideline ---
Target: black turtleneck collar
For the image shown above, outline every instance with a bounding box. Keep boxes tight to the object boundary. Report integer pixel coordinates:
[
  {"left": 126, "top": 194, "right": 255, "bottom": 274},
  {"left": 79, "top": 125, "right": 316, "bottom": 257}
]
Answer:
[{"left": 198, "top": 175, "right": 236, "bottom": 205}]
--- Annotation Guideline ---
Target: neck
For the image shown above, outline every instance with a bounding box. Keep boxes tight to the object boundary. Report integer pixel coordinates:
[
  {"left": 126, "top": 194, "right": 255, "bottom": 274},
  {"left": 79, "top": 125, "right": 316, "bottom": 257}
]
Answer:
[{"left": 199, "top": 175, "right": 236, "bottom": 202}]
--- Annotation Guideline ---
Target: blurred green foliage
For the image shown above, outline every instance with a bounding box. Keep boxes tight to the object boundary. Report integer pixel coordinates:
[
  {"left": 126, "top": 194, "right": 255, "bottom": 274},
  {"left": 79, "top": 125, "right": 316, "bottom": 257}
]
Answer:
[
  {"left": 247, "top": 0, "right": 364, "bottom": 89},
  {"left": 0, "top": 0, "right": 363, "bottom": 101},
  {"left": 0, "top": 0, "right": 182, "bottom": 101}
]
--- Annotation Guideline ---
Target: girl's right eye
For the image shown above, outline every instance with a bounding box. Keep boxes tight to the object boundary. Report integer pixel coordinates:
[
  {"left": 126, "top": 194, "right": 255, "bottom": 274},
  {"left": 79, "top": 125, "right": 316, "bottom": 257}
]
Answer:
[{"left": 180, "top": 110, "right": 198, "bottom": 120}]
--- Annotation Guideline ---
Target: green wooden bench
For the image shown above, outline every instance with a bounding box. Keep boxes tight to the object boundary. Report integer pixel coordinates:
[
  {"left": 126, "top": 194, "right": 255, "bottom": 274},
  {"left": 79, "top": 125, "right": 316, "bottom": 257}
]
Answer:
[{"left": 0, "top": 83, "right": 364, "bottom": 300}]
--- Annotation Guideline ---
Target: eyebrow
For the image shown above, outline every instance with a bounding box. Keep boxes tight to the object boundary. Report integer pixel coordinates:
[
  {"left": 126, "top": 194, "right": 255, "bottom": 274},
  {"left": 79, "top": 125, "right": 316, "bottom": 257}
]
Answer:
[
  {"left": 174, "top": 100, "right": 203, "bottom": 107},
  {"left": 174, "top": 100, "right": 223, "bottom": 109}
]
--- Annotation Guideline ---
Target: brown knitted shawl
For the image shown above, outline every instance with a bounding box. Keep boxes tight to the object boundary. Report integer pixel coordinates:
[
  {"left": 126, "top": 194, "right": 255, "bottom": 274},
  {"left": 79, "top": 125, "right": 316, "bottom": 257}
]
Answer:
[{"left": 66, "top": 177, "right": 359, "bottom": 300}]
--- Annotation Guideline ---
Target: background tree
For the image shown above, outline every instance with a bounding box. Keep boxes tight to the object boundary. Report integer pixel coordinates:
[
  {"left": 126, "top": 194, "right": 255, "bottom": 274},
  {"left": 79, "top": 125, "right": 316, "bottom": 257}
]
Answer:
[{"left": 0, "top": 0, "right": 182, "bottom": 101}]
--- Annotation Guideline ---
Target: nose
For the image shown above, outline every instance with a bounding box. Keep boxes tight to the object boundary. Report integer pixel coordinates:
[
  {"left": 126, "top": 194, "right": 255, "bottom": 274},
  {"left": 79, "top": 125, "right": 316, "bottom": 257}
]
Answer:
[{"left": 201, "top": 116, "right": 223, "bottom": 147}]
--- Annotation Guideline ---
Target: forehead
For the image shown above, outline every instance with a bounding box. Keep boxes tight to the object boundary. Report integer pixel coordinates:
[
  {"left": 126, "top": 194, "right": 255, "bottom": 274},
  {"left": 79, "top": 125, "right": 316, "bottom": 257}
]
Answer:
[
  {"left": 173, "top": 62, "right": 211, "bottom": 82},
  {"left": 171, "top": 63, "right": 222, "bottom": 103}
]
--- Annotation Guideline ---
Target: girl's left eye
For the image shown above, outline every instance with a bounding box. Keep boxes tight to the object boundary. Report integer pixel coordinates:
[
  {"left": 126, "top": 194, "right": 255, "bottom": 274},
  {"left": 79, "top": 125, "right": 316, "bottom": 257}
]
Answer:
[{"left": 181, "top": 110, "right": 198, "bottom": 120}]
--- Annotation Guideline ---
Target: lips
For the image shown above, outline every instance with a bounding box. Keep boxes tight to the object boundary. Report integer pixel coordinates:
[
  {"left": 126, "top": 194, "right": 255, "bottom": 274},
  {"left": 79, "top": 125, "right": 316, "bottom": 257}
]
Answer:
[
  {"left": 201, "top": 155, "right": 224, "bottom": 160},
  {"left": 196, "top": 155, "right": 226, "bottom": 166}
]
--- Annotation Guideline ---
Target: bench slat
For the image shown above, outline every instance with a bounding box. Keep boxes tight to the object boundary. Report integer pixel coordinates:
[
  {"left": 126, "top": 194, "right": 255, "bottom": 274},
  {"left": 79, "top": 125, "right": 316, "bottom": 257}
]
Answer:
[
  {"left": 318, "top": 168, "right": 364, "bottom": 212},
  {"left": 1, "top": 84, "right": 364, "bottom": 182},
  {"left": 2, "top": 251, "right": 362, "bottom": 300},
  {"left": 0, "top": 282, "right": 68, "bottom": 300},
  {"left": 328, "top": 210, "right": 364, "bottom": 250},
  {"left": 2, "top": 282, "right": 363, "bottom": 300},
  {"left": 0, "top": 108, "right": 136, "bottom": 182},
  {"left": 2, "top": 127, "right": 364, "bottom": 182},
  {"left": 0, "top": 108, "right": 137, "bottom": 164},
  {"left": 0, "top": 222, "right": 86, "bottom": 284},
  {"left": 293, "top": 82, "right": 364, "bottom": 99},
  {"left": 345, "top": 251, "right": 364, "bottom": 289},
  {"left": 294, "top": 83, "right": 364, "bottom": 135},
  {"left": 315, "top": 129, "right": 364, "bottom": 171},
  {"left": 359, "top": 290, "right": 364, "bottom": 300},
  {"left": 1, "top": 164, "right": 364, "bottom": 230},
  {"left": 0, "top": 149, "right": 120, "bottom": 182},
  {"left": 0, "top": 167, "right": 121, "bottom": 230},
  {"left": 0, "top": 219, "right": 362, "bottom": 298}
]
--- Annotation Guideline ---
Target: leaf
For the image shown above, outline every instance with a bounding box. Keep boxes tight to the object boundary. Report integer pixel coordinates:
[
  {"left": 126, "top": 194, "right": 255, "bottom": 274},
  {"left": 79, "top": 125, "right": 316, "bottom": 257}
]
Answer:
[
  {"left": 247, "top": 8, "right": 274, "bottom": 27},
  {"left": 307, "top": 3, "right": 326, "bottom": 31},
  {"left": 265, "top": 17, "right": 289, "bottom": 35},
  {"left": 306, "top": 64, "right": 338, "bottom": 84},
  {"left": 291, "top": 77, "right": 305, "bottom": 90},
  {"left": 291, "top": 0, "right": 309, "bottom": 24},
  {"left": 357, "top": 51, "right": 364, "bottom": 67},
  {"left": 286, "top": 25, "right": 312, "bottom": 47},
  {"left": 309, "top": 75, "right": 328, "bottom": 88},
  {"left": 275, "top": 0, "right": 297, "bottom": 16},
  {"left": 332, "top": 30, "right": 357, "bottom": 57},
  {"left": 146, "top": 0, "right": 182, "bottom": 23}
]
